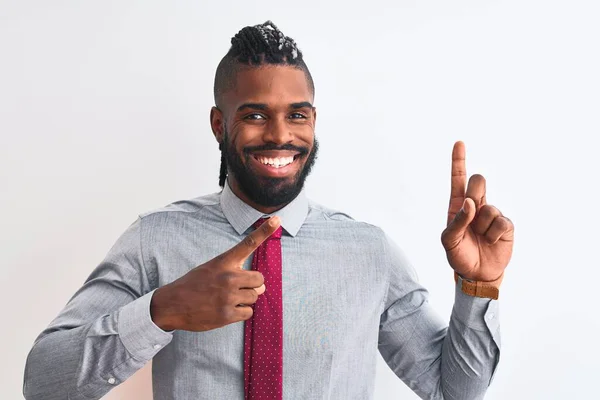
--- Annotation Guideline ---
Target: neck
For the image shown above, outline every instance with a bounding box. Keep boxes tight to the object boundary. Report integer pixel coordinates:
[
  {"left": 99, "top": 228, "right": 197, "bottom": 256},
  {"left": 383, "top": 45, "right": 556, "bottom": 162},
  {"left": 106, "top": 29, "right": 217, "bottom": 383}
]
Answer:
[{"left": 227, "top": 177, "right": 290, "bottom": 215}]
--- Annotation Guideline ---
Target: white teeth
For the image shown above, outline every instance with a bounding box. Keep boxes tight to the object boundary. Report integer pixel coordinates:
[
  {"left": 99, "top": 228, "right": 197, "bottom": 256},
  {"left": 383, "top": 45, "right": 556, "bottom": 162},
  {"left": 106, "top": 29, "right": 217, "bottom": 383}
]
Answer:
[{"left": 257, "top": 156, "right": 294, "bottom": 168}]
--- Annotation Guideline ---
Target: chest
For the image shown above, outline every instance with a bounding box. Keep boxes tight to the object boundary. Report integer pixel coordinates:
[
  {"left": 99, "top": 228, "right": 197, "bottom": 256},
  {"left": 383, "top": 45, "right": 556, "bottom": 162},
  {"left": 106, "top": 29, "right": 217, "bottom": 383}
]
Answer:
[{"left": 153, "top": 232, "right": 388, "bottom": 355}]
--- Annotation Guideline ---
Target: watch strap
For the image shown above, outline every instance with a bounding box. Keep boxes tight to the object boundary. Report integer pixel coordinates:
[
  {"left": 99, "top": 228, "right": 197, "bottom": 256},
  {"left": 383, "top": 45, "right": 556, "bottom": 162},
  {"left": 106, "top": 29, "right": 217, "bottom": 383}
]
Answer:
[{"left": 454, "top": 272, "right": 503, "bottom": 300}]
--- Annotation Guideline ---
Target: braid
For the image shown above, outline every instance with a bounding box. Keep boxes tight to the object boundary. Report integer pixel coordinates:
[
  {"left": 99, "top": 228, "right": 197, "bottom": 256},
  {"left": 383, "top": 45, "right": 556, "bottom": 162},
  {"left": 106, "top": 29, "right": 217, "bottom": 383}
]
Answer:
[
  {"left": 230, "top": 21, "right": 302, "bottom": 65},
  {"left": 218, "top": 142, "right": 227, "bottom": 188},
  {"left": 214, "top": 21, "right": 315, "bottom": 188}
]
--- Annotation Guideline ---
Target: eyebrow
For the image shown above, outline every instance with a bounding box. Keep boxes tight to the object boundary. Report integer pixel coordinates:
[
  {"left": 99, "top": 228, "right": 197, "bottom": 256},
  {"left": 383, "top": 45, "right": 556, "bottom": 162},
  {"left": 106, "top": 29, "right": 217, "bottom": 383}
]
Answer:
[
  {"left": 290, "top": 102, "right": 314, "bottom": 109},
  {"left": 236, "top": 101, "right": 314, "bottom": 112},
  {"left": 237, "top": 103, "right": 268, "bottom": 112}
]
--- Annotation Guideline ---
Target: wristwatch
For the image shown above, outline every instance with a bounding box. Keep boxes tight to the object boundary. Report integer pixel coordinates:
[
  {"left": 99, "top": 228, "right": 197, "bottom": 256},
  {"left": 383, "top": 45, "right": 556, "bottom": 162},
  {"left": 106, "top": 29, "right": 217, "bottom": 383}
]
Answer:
[{"left": 454, "top": 272, "right": 503, "bottom": 300}]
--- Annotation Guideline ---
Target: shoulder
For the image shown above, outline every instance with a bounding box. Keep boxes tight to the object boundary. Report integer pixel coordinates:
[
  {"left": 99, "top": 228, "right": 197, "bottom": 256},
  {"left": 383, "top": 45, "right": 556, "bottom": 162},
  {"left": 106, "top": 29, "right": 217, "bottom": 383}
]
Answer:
[
  {"left": 137, "top": 191, "right": 224, "bottom": 228},
  {"left": 304, "top": 198, "right": 387, "bottom": 243},
  {"left": 303, "top": 199, "right": 411, "bottom": 264}
]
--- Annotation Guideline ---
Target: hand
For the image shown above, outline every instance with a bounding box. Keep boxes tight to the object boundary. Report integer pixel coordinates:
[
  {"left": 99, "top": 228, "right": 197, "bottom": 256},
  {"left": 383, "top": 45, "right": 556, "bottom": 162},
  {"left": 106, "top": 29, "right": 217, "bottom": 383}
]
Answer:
[
  {"left": 150, "top": 216, "right": 281, "bottom": 332},
  {"left": 440, "top": 141, "right": 514, "bottom": 282}
]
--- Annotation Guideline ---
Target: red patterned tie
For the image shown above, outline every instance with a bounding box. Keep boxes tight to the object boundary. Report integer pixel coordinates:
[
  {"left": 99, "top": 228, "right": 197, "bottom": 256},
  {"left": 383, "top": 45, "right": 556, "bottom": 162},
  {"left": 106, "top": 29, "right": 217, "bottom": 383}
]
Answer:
[{"left": 243, "top": 218, "right": 283, "bottom": 400}]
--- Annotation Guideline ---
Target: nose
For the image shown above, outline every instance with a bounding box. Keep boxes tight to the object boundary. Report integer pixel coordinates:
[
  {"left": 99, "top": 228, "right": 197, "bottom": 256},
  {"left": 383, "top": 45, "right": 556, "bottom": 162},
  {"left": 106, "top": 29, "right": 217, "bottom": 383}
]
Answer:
[{"left": 262, "top": 116, "right": 292, "bottom": 145}]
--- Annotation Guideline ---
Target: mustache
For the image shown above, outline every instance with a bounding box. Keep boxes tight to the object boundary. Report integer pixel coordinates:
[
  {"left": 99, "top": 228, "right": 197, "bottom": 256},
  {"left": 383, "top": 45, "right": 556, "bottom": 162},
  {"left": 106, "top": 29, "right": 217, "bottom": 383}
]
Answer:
[{"left": 243, "top": 143, "right": 310, "bottom": 156}]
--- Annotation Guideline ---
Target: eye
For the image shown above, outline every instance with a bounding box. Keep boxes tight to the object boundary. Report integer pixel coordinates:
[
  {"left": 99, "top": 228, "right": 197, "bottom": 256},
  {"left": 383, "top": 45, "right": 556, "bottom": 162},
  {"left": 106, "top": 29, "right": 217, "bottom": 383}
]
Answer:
[
  {"left": 289, "top": 112, "right": 307, "bottom": 119},
  {"left": 244, "top": 113, "right": 266, "bottom": 120}
]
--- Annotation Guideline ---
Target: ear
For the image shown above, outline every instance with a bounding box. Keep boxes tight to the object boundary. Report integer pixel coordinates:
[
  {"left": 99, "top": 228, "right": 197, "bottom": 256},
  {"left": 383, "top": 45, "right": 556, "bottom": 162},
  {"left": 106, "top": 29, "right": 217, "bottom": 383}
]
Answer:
[{"left": 210, "top": 106, "right": 224, "bottom": 144}]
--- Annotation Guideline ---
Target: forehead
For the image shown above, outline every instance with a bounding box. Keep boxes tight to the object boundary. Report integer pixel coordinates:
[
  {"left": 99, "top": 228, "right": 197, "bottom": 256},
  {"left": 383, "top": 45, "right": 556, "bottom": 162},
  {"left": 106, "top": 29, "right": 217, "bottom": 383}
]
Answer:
[{"left": 224, "top": 65, "right": 313, "bottom": 111}]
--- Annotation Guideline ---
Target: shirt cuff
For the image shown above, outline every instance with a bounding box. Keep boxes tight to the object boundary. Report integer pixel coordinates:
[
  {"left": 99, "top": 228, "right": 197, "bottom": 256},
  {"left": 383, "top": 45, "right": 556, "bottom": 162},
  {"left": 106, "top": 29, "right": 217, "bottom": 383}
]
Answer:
[
  {"left": 452, "top": 281, "right": 500, "bottom": 332},
  {"left": 117, "top": 289, "right": 174, "bottom": 362}
]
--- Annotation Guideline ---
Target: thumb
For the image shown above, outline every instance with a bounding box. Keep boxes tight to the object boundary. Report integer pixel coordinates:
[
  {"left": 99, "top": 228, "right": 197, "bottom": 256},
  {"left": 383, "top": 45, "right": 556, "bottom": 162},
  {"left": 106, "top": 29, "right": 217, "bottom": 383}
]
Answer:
[
  {"left": 441, "top": 197, "right": 476, "bottom": 250},
  {"left": 255, "top": 284, "right": 266, "bottom": 295}
]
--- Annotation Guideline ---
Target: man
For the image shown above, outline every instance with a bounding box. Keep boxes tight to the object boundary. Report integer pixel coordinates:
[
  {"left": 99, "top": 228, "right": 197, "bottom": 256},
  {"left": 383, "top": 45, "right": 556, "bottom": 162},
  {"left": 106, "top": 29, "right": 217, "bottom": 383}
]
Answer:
[{"left": 23, "top": 21, "right": 514, "bottom": 400}]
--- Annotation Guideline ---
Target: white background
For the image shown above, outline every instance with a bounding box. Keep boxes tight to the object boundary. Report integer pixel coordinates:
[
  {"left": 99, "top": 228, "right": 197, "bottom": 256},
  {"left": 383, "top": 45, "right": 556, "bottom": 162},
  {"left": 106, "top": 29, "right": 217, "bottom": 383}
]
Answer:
[{"left": 1, "top": 1, "right": 599, "bottom": 399}]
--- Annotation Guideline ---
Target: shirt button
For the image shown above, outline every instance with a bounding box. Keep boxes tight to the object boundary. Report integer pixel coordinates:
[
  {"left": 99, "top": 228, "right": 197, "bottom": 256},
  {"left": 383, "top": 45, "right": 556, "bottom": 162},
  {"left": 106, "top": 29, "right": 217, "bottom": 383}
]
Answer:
[
  {"left": 153, "top": 344, "right": 162, "bottom": 350},
  {"left": 108, "top": 377, "right": 116, "bottom": 385}
]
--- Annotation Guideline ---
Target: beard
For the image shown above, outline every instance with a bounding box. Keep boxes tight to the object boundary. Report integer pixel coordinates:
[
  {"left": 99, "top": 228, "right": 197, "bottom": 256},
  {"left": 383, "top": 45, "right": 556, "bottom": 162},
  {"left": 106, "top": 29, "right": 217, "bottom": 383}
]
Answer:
[{"left": 221, "top": 127, "right": 319, "bottom": 208}]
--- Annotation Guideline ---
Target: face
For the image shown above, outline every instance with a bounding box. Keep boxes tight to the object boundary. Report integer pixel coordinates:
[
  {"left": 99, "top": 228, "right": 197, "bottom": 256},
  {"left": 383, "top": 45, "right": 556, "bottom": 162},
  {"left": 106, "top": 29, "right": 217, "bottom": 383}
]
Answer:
[{"left": 211, "top": 65, "right": 318, "bottom": 209}]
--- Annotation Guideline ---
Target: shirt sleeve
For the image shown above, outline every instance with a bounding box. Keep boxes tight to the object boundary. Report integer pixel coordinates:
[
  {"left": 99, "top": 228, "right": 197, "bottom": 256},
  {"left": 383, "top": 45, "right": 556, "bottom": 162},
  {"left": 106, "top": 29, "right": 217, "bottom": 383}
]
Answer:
[
  {"left": 23, "top": 217, "right": 174, "bottom": 400},
  {"left": 377, "top": 233, "right": 500, "bottom": 400}
]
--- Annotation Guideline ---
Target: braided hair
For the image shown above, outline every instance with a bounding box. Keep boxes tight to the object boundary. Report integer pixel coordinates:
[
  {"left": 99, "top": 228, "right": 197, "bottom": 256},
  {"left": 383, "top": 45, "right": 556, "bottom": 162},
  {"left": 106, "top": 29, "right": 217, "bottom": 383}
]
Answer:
[{"left": 214, "top": 21, "right": 315, "bottom": 188}]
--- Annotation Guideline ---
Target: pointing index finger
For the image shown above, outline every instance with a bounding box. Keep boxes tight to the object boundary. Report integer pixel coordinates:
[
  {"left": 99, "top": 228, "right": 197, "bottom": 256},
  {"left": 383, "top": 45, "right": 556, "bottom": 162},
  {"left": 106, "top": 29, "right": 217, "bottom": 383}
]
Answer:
[
  {"left": 448, "top": 141, "right": 467, "bottom": 225},
  {"left": 226, "top": 216, "right": 281, "bottom": 264}
]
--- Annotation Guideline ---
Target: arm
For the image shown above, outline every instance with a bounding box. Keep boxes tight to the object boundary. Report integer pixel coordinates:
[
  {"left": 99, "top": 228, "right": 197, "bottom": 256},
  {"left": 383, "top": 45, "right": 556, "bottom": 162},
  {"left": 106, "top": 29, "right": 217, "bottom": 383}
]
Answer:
[
  {"left": 379, "top": 141, "right": 512, "bottom": 399},
  {"left": 23, "top": 217, "right": 173, "bottom": 400},
  {"left": 23, "top": 213, "right": 280, "bottom": 400},
  {"left": 377, "top": 234, "right": 500, "bottom": 400}
]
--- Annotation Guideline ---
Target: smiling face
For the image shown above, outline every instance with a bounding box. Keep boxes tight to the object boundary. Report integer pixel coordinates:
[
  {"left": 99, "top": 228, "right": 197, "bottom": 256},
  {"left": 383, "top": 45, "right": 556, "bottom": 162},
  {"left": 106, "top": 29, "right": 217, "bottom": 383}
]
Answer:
[{"left": 210, "top": 65, "right": 318, "bottom": 212}]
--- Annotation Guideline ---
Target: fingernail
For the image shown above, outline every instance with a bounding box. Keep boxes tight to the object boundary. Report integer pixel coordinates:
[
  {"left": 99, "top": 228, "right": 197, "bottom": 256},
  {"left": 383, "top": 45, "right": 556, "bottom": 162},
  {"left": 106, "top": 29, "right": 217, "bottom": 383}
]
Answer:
[{"left": 269, "top": 216, "right": 279, "bottom": 226}]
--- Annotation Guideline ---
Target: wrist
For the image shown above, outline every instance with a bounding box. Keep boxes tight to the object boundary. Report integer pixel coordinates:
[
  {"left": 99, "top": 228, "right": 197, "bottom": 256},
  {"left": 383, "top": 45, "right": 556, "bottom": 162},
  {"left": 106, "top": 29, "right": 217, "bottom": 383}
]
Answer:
[
  {"left": 454, "top": 271, "right": 504, "bottom": 300},
  {"left": 456, "top": 271, "right": 504, "bottom": 287},
  {"left": 150, "top": 285, "right": 180, "bottom": 332}
]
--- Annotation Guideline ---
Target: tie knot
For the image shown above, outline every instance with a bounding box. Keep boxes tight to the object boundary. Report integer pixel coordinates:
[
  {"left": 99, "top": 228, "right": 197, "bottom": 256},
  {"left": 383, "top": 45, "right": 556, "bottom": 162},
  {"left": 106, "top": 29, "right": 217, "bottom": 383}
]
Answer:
[{"left": 253, "top": 217, "right": 283, "bottom": 239}]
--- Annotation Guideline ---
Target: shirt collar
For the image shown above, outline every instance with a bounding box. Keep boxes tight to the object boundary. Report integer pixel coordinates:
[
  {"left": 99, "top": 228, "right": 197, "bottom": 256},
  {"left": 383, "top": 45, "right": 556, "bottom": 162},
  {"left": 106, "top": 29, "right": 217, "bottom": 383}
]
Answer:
[{"left": 220, "top": 178, "right": 308, "bottom": 237}]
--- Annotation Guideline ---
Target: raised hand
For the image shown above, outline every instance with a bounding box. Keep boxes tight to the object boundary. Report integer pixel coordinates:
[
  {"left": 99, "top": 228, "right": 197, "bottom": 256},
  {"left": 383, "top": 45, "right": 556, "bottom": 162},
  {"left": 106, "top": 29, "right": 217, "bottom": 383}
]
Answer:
[
  {"left": 440, "top": 141, "right": 514, "bottom": 282},
  {"left": 150, "top": 216, "right": 281, "bottom": 332}
]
